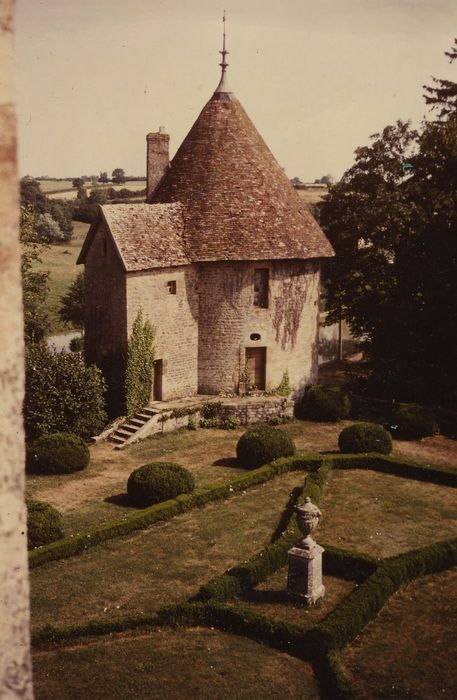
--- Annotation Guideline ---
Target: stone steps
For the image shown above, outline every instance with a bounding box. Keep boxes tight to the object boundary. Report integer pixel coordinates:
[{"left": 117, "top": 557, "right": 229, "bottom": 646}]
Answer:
[{"left": 107, "top": 407, "right": 160, "bottom": 446}]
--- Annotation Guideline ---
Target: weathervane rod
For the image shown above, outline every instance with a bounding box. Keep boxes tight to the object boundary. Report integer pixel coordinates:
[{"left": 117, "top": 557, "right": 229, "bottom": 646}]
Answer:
[{"left": 219, "top": 10, "right": 229, "bottom": 74}]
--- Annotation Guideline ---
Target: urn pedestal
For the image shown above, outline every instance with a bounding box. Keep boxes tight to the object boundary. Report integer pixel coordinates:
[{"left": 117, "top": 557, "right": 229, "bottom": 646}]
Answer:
[{"left": 287, "top": 497, "right": 325, "bottom": 605}]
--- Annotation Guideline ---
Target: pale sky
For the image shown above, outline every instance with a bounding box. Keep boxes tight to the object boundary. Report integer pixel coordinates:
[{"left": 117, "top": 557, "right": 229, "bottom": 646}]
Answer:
[{"left": 15, "top": 0, "right": 457, "bottom": 181}]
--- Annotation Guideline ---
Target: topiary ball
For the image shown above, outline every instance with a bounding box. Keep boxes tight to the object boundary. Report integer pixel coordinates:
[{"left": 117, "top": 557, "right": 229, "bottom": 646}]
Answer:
[
  {"left": 338, "top": 422, "right": 392, "bottom": 455},
  {"left": 236, "top": 423, "right": 296, "bottom": 469},
  {"left": 301, "top": 385, "right": 351, "bottom": 422},
  {"left": 26, "top": 432, "right": 90, "bottom": 475},
  {"left": 127, "top": 462, "right": 195, "bottom": 507},
  {"left": 390, "top": 403, "right": 438, "bottom": 440},
  {"left": 27, "top": 499, "right": 64, "bottom": 549}
]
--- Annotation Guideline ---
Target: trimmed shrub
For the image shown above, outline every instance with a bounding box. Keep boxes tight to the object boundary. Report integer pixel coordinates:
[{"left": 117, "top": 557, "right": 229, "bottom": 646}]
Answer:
[
  {"left": 300, "top": 385, "right": 351, "bottom": 422},
  {"left": 127, "top": 462, "right": 195, "bottom": 507},
  {"left": 338, "top": 422, "right": 392, "bottom": 455},
  {"left": 236, "top": 424, "right": 295, "bottom": 469},
  {"left": 391, "top": 403, "right": 438, "bottom": 440},
  {"left": 27, "top": 499, "right": 64, "bottom": 549},
  {"left": 26, "top": 432, "right": 90, "bottom": 475}
]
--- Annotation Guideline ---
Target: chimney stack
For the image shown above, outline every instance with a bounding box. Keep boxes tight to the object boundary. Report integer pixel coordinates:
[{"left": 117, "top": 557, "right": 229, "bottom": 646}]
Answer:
[{"left": 146, "top": 128, "right": 169, "bottom": 200}]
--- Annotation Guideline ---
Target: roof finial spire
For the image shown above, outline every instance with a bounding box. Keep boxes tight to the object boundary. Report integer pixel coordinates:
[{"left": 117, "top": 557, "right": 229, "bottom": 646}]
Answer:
[{"left": 214, "top": 10, "right": 234, "bottom": 98}]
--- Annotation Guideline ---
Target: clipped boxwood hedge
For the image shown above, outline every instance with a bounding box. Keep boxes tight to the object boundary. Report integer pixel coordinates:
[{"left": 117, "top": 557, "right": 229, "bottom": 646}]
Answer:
[
  {"left": 338, "top": 422, "right": 392, "bottom": 455},
  {"left": 27, "top": 499, "right": 64, "bottom": 549},
  {"left": 390, "top": 403, "right": 438, "bottom": 440},
  {"left": 301, "top": 385, "right": 351, "bottom": 422},
  {"left": 26, "top": 432, "right": 90, "bottom": 475},
  {"left": 127, "top": 462, "right": 195, "bottom": 507},
  {"left": 236, "top": 424, "right": 296, "bottom": 468}
]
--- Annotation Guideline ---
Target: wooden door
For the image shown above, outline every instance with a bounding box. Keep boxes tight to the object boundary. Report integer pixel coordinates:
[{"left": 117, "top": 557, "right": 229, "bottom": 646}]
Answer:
[
  {"left": 153, "top": 359, "right": 163, "bottom": 401},
  {"left": 245, "top": 347, "right": 266, "bottom": 390}
]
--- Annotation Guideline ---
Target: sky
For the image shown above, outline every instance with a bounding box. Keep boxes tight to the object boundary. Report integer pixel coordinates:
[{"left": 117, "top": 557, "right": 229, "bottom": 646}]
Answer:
[{"left": 15, "top": 0, "right": 457, "bottom": 181}]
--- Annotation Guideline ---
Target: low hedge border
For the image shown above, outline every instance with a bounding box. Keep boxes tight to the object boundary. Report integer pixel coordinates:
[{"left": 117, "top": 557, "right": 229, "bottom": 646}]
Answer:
[
  {"left": 29, "top": 454, "right": 323, "bottom": 569},
  {"left": 194, "top": 462, "right": 333, "bottom": 602},
  {"left": 327, "top": 452, "right": 457, "bottom": 486},
  {"left": 29, "top": 452, "right": 457, "bottom": 569}
]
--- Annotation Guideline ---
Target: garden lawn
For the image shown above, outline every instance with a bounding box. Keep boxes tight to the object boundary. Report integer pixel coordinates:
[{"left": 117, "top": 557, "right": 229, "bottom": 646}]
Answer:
[
  {"left": 342, "top": 567, "right": 457, "bottom": 699},
  {"left": 30, "top": 471, "right": 306, "bottom": 630},
  {"left": 26, "top": 422, "right": 457, "bottom": 534},
  {"left": 318, "top": 469, "right": 457, "bottom": 557},
  {"left": 32, "top": 626, "right": 319, "bottom": 700}
]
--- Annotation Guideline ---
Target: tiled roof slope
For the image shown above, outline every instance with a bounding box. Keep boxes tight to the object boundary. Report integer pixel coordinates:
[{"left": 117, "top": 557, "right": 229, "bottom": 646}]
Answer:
[
  {"left": 77, "top": 203, "right": 190, "bottom": 271},
  {"left": 151, "top": 94, "right": 334, "bottom": 262}
]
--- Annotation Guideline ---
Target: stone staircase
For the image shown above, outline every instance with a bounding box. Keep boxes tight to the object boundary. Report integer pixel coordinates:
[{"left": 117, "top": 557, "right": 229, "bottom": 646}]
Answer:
[{"left": 108, "top": 406, "right": 160, "bottom": 446}]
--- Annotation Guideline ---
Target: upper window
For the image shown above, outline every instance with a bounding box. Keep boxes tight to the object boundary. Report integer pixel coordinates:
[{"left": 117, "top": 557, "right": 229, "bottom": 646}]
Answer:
[
  {"left": 253, "top": 269, "right": 269, "bottom": 308},
  {"left": 167, "top": 280, "right": 177, "bottom": 295}
]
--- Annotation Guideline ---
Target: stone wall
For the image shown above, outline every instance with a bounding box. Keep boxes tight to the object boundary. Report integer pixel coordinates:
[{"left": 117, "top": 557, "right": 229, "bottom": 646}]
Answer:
[
  {"left": 0, "top": 1, "right": 33, "bottom": 695},
  {"left": 197, "top": 259, "right": 320, "bottom": 399},
  {"left": 218, "top": 397, "right": 294, "bottom": 425},
  {"left": 126, "top": 265, "right": 199, "bottom": 400},
  {"left": 83, "top": 222, "right": 127, "bottom": 365}
]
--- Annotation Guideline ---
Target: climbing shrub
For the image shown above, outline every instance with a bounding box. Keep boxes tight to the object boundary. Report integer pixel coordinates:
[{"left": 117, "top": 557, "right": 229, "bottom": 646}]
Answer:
[
  {"left": 300, "top": 385, "right": 351, "bottom": 422},
  {"left": 390, "top": 403, "right": 438, "bottom": 440},
  {"left": 125, "top": 310, "right": 155, "bottom": 416},
  {"left": 27, "top": 499, "right": 64, "bottom": 549},
  {"left": 26, "top": 432, "right": 90, "bottom": 475},
  {"left": 236, "top": 424, "right": 295, "bottom": 468},
  {"left": 338, "top": 422, "right": 392, "bottom": 455},
  {"left": 127, "top": 462, "right": 195, "bottom": 507}
]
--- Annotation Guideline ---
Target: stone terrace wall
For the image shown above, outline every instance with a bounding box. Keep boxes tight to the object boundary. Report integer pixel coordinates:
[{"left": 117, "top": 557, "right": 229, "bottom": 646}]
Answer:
[{"left": 218, "top": 397, "right": 294, "bottom": 425}]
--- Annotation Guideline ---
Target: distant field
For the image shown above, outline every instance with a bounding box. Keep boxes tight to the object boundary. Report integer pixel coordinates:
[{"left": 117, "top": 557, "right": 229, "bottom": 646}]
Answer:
[
  {"left": 40, "top": 180, "right": 146, "bottom": 200},
  {"left": 37, "top": 221, "right": 89, "bottom": 334},
  {"left": 296, "top": 187, "right": 327, "bottom": 205}
]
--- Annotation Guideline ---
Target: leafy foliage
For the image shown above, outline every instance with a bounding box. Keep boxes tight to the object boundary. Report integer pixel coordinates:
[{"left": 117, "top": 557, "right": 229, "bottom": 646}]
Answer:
[
  {"left": 20, "top": 177, "right": 73, "bottom": 241},
  {"left": 20, "top": 207, "right": 51, "bottom": 344},
  {"left": 112, "top": 167, "right": 126, "bottom": 184},
  {"left": 26, "top": 432, "right": 90, "bottom": 475},
  {"left": 24, "top": 343, "right": 107, "bottom": 440},
  {"left": 236, "top": 424, "right": 295, "bottom": 468},
  {"left": 320, "top": 43, "right": 457, "bottom": 406},
  {"left": 59, "top": 271, "right": 84, "bottom": 330},
  {"left": 423, "top": 38, "right": 457, "bottom": 118},
  {"left": 300, "top": 385, "right": 351, "bottom": 422},
  {"left": 127, "top": 462, "right": 195, "bottom": 507},
  {"left": 27, "top": 499, "right": 64, "bottom": 549},
  {"left": 125, "top": 310, "right": 155, "bottom": 415},
  {"left": 390, "top": 403, "right": 438, "bottom": 440},
  {"left": 338, "top": 422, "right": 392, "bottom": 455}
]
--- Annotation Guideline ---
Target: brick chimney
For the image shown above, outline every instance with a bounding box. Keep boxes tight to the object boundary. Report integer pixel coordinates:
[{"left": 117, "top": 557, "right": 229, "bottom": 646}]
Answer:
[{"left": 146, "top": 127, "right": 169, "bottom": 200}]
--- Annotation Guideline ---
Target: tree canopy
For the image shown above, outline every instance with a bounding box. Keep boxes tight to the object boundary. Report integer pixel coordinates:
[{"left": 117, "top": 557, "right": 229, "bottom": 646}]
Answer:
[
  {"left": 320, "top": 40, "right": 457, "bottom": 406},
  {"left": 59, "top": 271, "right": 84, "bottom": 331}
]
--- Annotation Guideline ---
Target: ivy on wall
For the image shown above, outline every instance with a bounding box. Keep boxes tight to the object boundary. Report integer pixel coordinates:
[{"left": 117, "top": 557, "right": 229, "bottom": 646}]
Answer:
[{"left": 125, "top": 310, "right": 155, "bottom": 416}]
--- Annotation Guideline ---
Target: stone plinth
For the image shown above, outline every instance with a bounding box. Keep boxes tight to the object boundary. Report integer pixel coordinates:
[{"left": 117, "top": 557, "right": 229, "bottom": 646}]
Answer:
[{"left": 287, "top": 543, "right": 325, "bottom": 605}]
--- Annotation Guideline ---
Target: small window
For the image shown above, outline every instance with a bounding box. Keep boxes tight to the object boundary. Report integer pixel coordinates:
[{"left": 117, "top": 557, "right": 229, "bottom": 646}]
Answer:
[
  {"left": 253, "top": 269, "right": 269, "bottom": 308},
  {"left": 167, "top": 280, "right": 177, "bottom": 295}
]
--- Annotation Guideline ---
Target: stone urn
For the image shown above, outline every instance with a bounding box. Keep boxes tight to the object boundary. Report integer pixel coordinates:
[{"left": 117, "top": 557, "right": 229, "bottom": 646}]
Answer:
[
  {"left": 295, "top": 497, "right": 322, "bottom": 550},
  {"left": 287, "top": 497, "right": 325, "bottom": 605}
]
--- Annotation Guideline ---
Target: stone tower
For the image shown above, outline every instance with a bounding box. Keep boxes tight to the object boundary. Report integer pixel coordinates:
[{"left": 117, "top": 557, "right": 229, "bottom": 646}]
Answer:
[{"left": 78, "top": 21, "right": 333, "bottom": 404}]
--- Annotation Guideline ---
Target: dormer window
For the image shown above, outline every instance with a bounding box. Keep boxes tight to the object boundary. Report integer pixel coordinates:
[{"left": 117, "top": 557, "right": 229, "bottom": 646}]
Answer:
[
  {"left": 167, "top": 280, "right": 177, "bottom": 295},
  {"left": 253, "top": 269, "right": 269, "bottom": 308}
]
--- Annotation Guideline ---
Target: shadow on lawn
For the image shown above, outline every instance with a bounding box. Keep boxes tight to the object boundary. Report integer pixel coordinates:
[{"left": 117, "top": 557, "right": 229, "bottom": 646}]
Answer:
[
  {"left": 104, "top": 493, "right": 136, "bottom": 508},
  {"left": 212, "top": 457, "right": 242, "bottom": 468}
]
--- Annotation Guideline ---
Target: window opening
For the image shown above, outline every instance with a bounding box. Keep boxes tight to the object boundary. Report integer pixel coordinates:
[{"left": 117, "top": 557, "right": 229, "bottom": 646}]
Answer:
[
  {"left": 167, "top": 280, "right": 177, "bottom": 295},
  {"left": 253, "top": 269, "right": 269, "bottom": 308}
]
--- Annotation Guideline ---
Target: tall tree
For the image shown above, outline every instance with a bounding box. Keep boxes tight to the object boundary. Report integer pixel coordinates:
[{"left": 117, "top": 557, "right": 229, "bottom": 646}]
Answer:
[
  {"left": 20, "top": 207, "right": 50, "bottom": 344},
  {"left": 112, "top": 167, "right": 126, "bottom": 184},
  {"left": 423, "top": 38, "right": 457, "bottom": 118},
  {"left": 59, "top": 271, "right": 84, "bottom": 331}
]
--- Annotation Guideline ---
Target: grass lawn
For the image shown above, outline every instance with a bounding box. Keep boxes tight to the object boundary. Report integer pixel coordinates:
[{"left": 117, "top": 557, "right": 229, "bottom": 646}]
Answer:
[
  {"left": 32, "top": 626, "right": 319, "bottom": 700},
  {"left": 342, "top": 567, "right": 457, "bottom": 699},
  {"left": 36, "top": 221, "right": 89, "bottom": 334},
  {"left": 318, "top": 469, "right": 457, "bottom": 557},
  {"left": 30, "top": 470, "right": 307, "bottom": 629},
  {"left": 45, "top": 180, "right": 147, "bottom": 200}
]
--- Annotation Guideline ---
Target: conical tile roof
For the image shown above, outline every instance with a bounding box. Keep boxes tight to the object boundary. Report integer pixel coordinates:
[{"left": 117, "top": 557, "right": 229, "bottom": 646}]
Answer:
[{"left": 151, "top": 93, "right": 334, "bottom": 262}]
